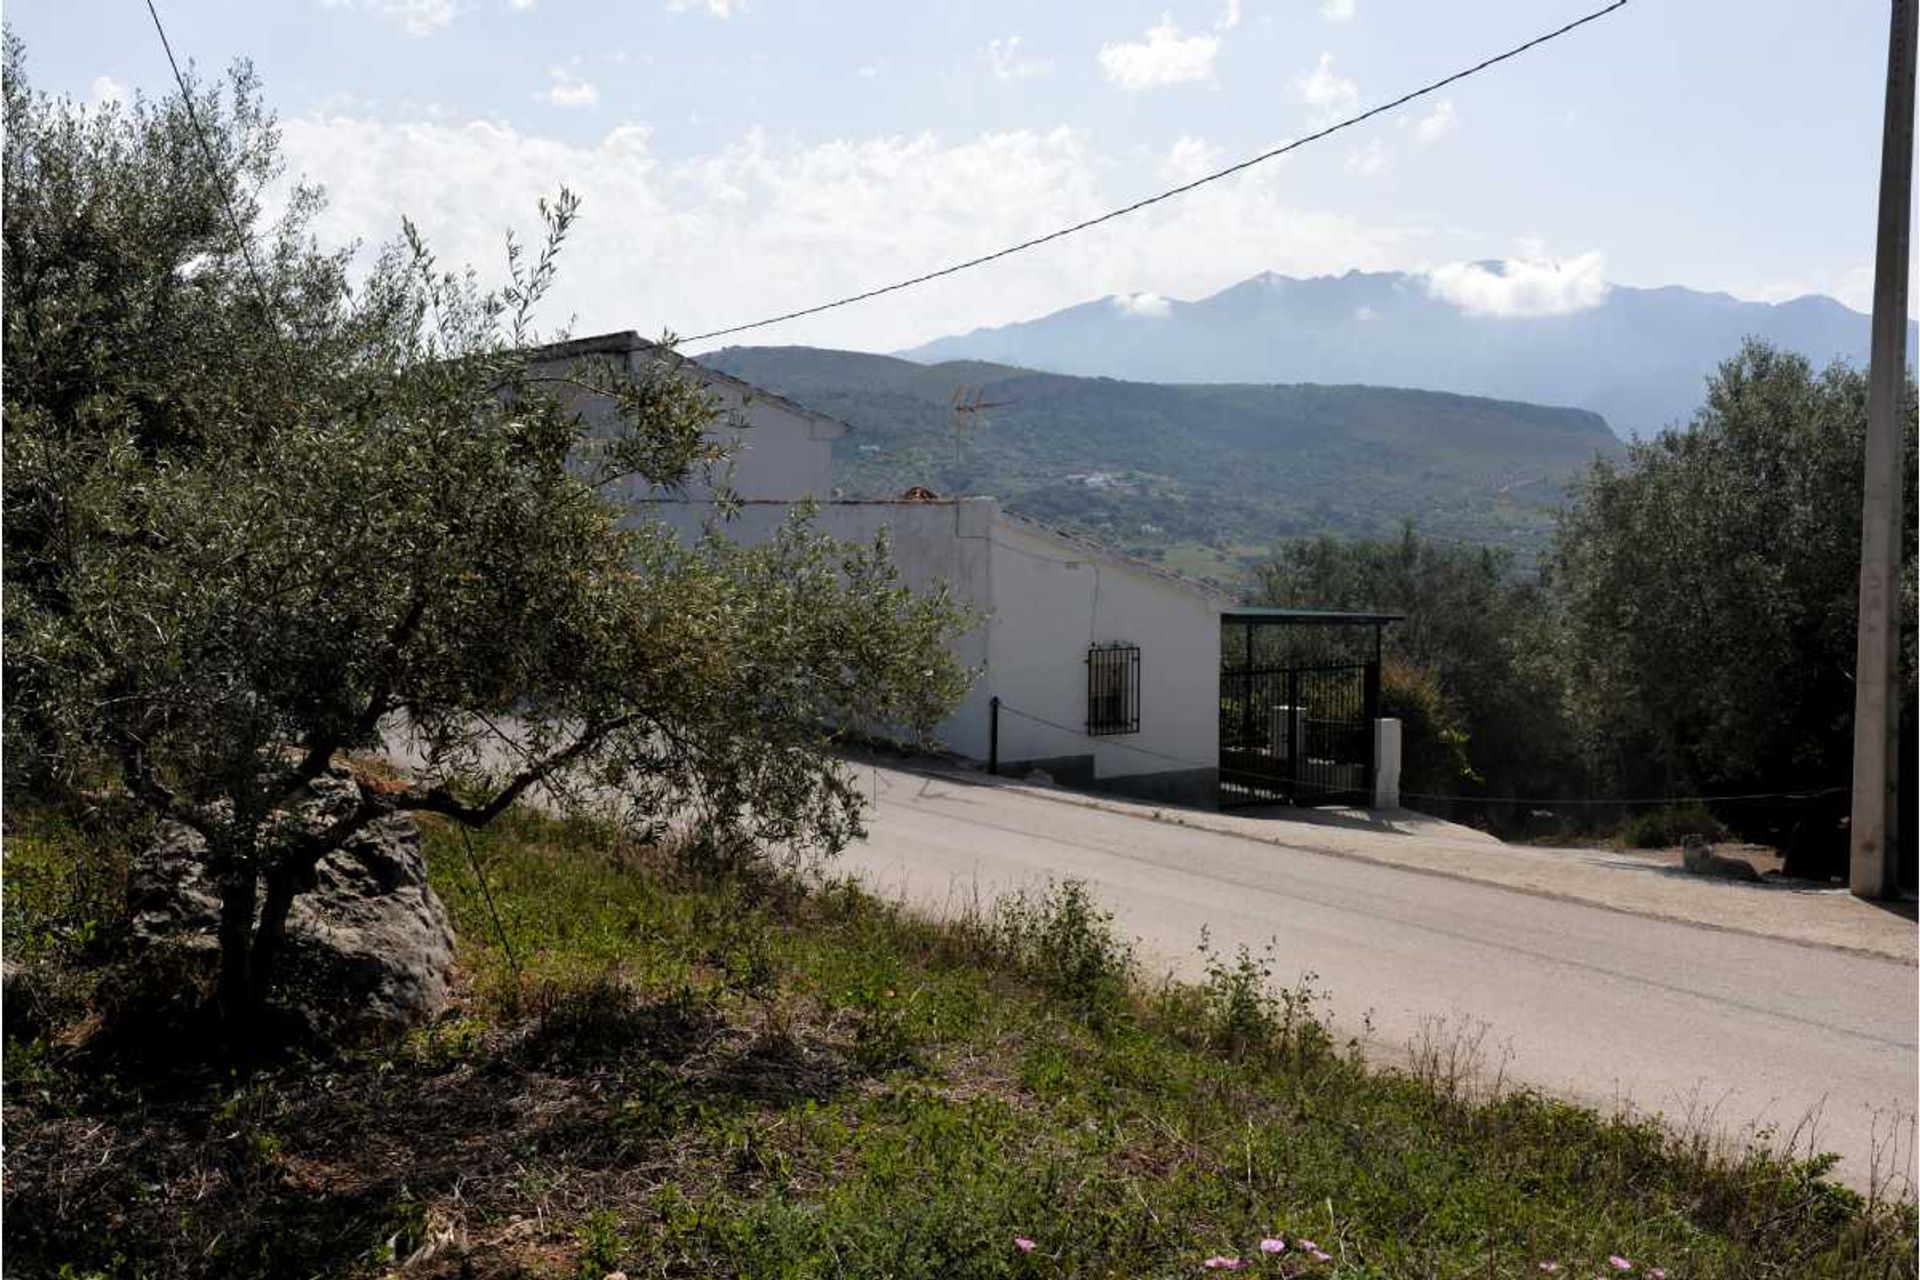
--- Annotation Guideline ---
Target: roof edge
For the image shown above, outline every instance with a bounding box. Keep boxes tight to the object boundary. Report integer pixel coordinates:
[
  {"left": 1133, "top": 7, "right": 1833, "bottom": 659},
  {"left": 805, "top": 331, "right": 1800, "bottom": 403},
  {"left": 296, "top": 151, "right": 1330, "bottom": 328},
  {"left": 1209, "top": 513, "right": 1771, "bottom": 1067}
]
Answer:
[{"left": 519, "top": 330, "right": 852, "bottom": 438}]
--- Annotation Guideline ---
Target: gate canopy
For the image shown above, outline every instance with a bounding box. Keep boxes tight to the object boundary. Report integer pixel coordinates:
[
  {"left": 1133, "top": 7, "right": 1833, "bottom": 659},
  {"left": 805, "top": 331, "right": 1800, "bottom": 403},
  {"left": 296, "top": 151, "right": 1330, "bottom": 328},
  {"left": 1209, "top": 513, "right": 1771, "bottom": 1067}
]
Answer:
[{"left": 1221, "top": 608, "right": 1402, "bottom": 669}]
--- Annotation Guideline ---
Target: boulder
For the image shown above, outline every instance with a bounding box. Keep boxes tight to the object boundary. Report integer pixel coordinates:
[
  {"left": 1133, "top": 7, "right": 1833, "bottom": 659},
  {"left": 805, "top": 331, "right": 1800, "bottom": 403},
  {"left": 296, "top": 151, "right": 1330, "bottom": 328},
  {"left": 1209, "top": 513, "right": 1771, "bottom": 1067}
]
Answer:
[
  {"left": 1679, "top": 833, "right": 1763, "bottom": 883},
  {"left": 129, "top": 773, "right": 456, "bottom": 1043}
]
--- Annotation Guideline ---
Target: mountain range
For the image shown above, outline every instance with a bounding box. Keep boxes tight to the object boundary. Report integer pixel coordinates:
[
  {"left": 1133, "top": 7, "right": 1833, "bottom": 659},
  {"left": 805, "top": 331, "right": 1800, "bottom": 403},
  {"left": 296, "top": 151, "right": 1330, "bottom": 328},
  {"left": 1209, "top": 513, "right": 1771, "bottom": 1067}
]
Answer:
[
  {"left": 700, "top": 345, "right": 1625, "bottom": 579},
  {"left": 897, "top": 270, "right": 1915, "bottom": 440}
]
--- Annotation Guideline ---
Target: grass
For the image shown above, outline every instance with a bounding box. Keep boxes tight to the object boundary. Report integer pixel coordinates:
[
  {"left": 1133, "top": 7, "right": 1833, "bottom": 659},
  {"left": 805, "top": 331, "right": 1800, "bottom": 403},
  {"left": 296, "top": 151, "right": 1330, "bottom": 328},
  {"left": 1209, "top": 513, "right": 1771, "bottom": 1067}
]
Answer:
[{"left": 4, "top": 802, "right": 1914, "bottom": 1279}]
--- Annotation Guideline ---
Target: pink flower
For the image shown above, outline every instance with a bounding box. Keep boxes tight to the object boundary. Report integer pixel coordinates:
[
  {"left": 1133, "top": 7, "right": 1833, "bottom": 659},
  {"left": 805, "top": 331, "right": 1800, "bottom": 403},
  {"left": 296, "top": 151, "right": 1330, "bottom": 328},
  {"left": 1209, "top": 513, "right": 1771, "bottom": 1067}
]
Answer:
[
  {"left": 1202, "top": 1257, "right": 1246, "bottom": 1271},
  {"left": 1298, "top": 1239, "right": 1318, "bottom": 1251},
  {"left": 1538, "top": 1265, "right": 1561, "bottom": 1275},
  {"left": 1648, "top": 1271, "right": 1665, "bottom": 1280},
  {"left": 1259, "top": 1238, "right": 1287, "bottom": 1254},
  {"left": 1013, "top": 1237, "right": 1036, "bottom": 1254},
  {"left": 1609, "top": 1258, "right": 1633, "bottom": 1272},
  {"left": 1309, "top": 1249, "right": 1333, "bottom": 1264}
]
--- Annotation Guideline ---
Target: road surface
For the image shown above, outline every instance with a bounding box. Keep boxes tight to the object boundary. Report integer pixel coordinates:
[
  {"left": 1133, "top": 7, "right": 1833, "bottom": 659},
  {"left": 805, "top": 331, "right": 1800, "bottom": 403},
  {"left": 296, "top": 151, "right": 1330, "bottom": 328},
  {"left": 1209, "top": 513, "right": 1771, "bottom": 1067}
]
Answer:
[{"left": 838, "top": 763, "right": 1918, "bottom": 1193}]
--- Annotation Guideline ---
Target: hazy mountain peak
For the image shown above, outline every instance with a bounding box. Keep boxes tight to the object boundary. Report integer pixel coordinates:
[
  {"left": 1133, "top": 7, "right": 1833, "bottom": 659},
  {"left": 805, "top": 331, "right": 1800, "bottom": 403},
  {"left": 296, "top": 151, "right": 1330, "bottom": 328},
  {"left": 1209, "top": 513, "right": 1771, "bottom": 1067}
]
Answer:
[{"left": 900, "top": 269, "right": 1909, "bottom": 437}]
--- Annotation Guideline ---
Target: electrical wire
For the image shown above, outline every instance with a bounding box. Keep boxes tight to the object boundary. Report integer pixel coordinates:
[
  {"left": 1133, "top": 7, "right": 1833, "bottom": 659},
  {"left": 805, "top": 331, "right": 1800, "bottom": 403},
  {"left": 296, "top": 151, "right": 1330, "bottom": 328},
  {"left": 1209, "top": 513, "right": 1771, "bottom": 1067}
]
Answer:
[
  {"left": 458, "top": 824, "right": 523, "bottom": 982},
  {"left": 679, "top": 0, "right": 1630, "bottom": 346},
  {"left": 142, "top": 0, "right": 279, "bottom": 325}
]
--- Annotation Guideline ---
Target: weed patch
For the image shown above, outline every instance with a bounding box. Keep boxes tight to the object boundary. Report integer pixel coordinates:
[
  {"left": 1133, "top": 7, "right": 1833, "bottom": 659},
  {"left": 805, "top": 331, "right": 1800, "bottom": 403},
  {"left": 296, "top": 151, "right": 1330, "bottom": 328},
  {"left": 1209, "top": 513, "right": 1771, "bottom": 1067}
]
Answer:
[{"left": 4, "top": 804, "right": 1912, "bottom": 1280}]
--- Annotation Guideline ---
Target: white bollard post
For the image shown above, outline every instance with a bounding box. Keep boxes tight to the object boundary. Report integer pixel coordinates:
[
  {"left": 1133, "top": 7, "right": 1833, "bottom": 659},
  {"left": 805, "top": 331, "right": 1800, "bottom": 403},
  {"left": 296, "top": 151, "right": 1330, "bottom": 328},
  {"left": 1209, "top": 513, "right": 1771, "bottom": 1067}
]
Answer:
[{"left": 1373, "top": 718, "right": 1402, "bottom": 810}]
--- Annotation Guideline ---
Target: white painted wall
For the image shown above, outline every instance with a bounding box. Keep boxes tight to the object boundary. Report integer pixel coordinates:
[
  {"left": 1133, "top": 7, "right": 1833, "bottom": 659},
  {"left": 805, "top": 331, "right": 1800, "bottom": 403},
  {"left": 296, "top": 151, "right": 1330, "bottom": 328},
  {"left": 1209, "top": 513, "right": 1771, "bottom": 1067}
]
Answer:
[
  {"left": 985, "top": 519, "right": 1221, "bottom": 779},
  {"left": 643, "top": 499, "right": 999, "bottom": 757},
  {"left": 667, "top": 370, "right": 839, "bottom": 502},
  {"left": 533, "top": 334, "right": 1227, "bottom": 788},
  {"left": 643, "top": 500, "right": 1223, "bottom": 781}
]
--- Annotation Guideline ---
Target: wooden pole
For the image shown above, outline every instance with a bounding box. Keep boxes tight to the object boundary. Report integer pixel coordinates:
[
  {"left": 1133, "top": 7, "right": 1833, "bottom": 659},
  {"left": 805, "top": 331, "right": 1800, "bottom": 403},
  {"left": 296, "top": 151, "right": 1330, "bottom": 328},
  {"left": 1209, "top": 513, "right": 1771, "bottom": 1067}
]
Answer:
[{"left": 1850, "top": 0, "right": 1916, "bottom": 899}]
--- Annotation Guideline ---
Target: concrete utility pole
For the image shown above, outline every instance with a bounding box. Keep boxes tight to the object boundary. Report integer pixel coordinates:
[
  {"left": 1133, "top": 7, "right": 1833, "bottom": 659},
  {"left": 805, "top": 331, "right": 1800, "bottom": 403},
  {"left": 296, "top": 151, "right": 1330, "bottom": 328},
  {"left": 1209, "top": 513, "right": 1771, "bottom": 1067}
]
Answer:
[{"left": 1850, "top": 0, "right": 1916, "bottom": 899}]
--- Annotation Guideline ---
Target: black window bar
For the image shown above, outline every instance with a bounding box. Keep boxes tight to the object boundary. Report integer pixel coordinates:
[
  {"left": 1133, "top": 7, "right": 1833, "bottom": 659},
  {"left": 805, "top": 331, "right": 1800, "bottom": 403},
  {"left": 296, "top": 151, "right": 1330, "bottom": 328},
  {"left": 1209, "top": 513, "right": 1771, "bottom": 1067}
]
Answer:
[{"left": 1086, "top": 644, "right": 1141, "bottom": 736}]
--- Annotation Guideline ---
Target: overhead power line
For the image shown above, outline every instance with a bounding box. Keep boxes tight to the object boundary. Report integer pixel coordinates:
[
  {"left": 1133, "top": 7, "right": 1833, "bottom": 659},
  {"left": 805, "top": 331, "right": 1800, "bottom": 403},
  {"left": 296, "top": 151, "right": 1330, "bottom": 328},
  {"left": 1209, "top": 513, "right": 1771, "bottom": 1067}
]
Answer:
[
  {"left": 142, "top": 0, "right": 279, "bottom": 325},
  {"left": 680, "top": 0, "right": 1630, "bottom": 347}
]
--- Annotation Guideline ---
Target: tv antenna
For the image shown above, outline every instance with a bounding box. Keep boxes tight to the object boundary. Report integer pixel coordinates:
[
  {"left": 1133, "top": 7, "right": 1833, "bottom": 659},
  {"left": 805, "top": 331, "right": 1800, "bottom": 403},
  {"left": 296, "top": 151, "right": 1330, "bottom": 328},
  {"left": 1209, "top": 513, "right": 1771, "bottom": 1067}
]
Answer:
[{"left": 950, "top": 384, "right": 1014, "bottom": 466}]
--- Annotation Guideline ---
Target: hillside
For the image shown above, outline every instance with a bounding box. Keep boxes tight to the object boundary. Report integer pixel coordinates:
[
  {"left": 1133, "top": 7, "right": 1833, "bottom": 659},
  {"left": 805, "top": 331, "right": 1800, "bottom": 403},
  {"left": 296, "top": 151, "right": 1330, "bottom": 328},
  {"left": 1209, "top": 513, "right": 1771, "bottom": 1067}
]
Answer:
[
  {"left": 895, "top": 270, "right": 1916, "bottom": 440},
  {"left": 701, "top": 345, "right": 1626, "bottom": 577}
]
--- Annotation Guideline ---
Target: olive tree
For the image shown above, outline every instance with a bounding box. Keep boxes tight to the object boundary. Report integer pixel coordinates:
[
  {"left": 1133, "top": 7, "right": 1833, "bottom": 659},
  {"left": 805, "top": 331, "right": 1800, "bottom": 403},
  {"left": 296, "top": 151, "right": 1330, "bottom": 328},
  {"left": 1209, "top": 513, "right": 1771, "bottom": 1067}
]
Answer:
[
  {"left": 1550, "top": 339, "right": 1916, "bottom": 801},
  {"left": 3, "top": 39, "right": 971, "bottom": 1035}
]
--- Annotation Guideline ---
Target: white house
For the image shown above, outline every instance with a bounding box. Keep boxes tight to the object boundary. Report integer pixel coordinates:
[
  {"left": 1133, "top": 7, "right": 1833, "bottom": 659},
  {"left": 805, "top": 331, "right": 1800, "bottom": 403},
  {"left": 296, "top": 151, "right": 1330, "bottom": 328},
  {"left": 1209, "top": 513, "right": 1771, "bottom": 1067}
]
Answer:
[{"left": 532, "top": 331, "right": 1396, "bottom": 809}]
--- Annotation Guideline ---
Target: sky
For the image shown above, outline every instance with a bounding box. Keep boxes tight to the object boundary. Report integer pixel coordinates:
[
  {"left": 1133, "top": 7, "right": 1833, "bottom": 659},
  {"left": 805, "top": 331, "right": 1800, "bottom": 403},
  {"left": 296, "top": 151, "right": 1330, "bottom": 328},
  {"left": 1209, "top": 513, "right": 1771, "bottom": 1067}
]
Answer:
[{"left": 7, "top": 1, "right": 1910, "bottom": 355}]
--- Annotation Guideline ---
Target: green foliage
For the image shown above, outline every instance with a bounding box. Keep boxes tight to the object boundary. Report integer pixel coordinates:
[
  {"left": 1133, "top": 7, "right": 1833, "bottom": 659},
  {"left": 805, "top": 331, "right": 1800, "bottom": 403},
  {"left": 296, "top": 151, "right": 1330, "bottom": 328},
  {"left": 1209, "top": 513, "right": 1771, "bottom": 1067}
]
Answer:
[
  {"left": 1172, "top": 930, "right": 1332, "bottom": 1063},
  {"left": 1379, "top": 657, "right": 1477, "bottom": 798},
  {"left": 986, "top": 878, "right": 1134, "bottom": 1018},
  {"left": 1, "top": 40, "right": 970, "bottom": 1028},
  {"left": 1253, "top": 522, "right": 1575, "bottom": 810},
  {"left": 703, "top": 345, "right": 1625, "bottom": 570},
  {"left": 1619, "top": 803, "right": 1732, "bottom": 850},
  {"left": 1, "top": 808, "right": 128, "bottom": 972},
  {"left": 7, "top": 806, "right": 1913, "bottom": 1279},
  {"left": 1552, "top": 339, "right": 1917, "bottom": 800},
  {"left": 575, "top": 1209, "right": 624, "bottom": 1279}
]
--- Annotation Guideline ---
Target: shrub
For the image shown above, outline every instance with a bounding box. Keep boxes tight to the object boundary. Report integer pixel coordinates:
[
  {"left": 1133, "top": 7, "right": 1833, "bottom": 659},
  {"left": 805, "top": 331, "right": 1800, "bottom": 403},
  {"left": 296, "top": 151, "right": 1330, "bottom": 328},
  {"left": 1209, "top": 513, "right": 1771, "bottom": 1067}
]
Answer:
[
  {"left": 989, "top": 880, "right": 1134, "bottom": 1019},
  {"left": 1619, "top": 803, "right": 1730, "bottom": 849},
  {"left": 1379, "top": 658, "right": 1477, "bottom": 800}
]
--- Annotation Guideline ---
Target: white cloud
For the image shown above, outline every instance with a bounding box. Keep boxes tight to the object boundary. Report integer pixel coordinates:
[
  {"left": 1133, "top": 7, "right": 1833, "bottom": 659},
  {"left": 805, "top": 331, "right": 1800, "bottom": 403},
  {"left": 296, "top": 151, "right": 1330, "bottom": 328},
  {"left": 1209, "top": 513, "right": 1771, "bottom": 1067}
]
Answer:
[
  {"left": 1099, "top": 18, "right": 1219, "bottom": 91},
  {"left": 90, "top": 75, "right": 128, "bottom": 106},
  {"left": 509, "top": 0, "right": 536, "bottom": 10},
  {"left": 1216, "top": 0, "right": 1243, "bottom": 31},
  {"left": 1414, "top": 100, "right": 1456, "bottom": 144},
  {"left": 1296, "top": 52, "right": 1357, "bottom": 124},
  {"left": 987, "top": 37, "right": 1052, "bottom": 81},
  {"left": 322, "top": 0, "right": 456, "bottom": 37},
  {"left": 1112, "top": 292, "right": 1172, "bottom": 318},
  {"left": 271, "top": 112, "right": 1429, "bottom": 353},
  {"left": 543, "top": 65, "right": 599, "bottom": 108},
  {"left": 1424, "top": 252, "right": 1610, "bottom": 317},
  {"left": 856, "top": 61, "right": 886, "bottom": 79},
  {"left": 1320, "top": 0, "right": 1356, "bottom": 22},
  {"left": 665, "top": 0, "right": 738, "bottom": 16},
  {"left": 1343, "top": 138, "right": 1387, "bottom": 176},
  {"left": 1158, "top": 135, "right": 1222, "bottom": 182}
]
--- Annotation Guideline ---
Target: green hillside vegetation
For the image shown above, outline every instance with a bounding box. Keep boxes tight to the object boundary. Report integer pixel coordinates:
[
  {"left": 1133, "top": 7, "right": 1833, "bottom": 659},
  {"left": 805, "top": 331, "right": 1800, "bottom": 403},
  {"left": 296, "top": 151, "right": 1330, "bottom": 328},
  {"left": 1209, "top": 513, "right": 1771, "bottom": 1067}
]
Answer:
[
  {"left": 8, "top": 804, "right": 1910, "bottom": 1278},
  {"left": 701, "top": 345, "right": 1627, "bottom": 576}
]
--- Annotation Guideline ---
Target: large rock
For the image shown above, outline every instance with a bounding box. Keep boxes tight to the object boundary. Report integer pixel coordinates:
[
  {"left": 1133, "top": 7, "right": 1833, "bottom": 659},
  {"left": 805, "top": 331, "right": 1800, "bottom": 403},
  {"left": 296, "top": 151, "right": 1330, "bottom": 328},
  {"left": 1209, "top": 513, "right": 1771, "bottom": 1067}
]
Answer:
[{"left": 129, "top": 773, "right": 456, "bottom": 1043}]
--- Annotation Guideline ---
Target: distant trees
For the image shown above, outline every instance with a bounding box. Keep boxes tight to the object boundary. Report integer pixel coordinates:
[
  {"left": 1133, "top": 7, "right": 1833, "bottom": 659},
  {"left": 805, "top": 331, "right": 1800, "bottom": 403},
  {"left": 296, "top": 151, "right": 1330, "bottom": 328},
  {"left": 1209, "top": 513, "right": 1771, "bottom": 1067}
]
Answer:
[
  {"left": 1252, "top": 524, "right": 1572, "bottom": 807},
  {"left": 1254, "top": 340, "right": 1916, "bottom": 848},
  {"left": 2, "top": 39, "right": 970, "bottom": 1037}
]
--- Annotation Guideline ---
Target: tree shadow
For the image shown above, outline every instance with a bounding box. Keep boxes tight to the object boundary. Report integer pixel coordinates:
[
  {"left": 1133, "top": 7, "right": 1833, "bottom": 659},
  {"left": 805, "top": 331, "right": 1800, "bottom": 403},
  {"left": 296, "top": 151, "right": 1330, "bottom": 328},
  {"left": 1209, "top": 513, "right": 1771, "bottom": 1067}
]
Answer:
[{"left": 4, "top": 982, "right": 859, "bottom": 1279}]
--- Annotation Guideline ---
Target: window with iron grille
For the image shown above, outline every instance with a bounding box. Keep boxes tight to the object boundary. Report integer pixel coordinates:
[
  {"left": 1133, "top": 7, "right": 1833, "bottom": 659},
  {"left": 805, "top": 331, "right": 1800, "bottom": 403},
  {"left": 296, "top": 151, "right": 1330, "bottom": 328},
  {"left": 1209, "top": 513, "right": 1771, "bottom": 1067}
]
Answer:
[{"left": 1086, "top": 644, "right": 1141, "bottom": 735}]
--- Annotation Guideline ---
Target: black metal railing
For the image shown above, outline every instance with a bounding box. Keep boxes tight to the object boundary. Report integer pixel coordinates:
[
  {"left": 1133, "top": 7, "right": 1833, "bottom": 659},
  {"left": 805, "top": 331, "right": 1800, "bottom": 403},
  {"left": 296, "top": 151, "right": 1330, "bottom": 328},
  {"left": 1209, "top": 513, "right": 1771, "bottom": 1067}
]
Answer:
[
  {"left": 1219, "top": 660, "right": 1377, "bottom": 807},
  {"left": 1086, "top": 644, "right": 1141, "bottom": 736}
]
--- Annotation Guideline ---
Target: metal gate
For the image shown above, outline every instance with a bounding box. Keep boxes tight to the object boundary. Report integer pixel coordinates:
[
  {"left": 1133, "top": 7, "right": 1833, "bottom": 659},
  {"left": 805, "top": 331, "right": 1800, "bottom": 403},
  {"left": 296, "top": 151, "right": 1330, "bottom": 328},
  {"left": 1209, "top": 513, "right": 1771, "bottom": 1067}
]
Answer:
[{"left": 1219, "top": 661, "right": 1379, "bottom": 807}]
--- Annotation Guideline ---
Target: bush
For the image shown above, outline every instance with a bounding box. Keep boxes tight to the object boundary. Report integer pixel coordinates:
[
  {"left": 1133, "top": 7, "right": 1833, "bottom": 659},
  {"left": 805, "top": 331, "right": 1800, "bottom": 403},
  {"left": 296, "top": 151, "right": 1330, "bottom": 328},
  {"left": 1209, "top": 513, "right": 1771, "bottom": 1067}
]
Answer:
[
  {"left": 1379, "top": 658, "right": 1477, "bottom": 800},
  {"left": 989, "top": 880, "right": 1134, "bottom": 1019},
  {"left": 1619, "top": 803, "right": 1730, "bottom": 849},
  {"left": 1186, "top": 930, "right": 1333, "bottom": 1062}
]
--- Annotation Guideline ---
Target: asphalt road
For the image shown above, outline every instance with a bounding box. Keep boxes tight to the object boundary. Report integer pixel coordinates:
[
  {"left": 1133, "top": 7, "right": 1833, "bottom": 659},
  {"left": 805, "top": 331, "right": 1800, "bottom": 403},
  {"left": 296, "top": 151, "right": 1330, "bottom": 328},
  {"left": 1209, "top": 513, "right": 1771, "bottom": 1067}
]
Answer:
[{"left": 837, "top": 764, "right": 1919, "bottom": 1193}]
